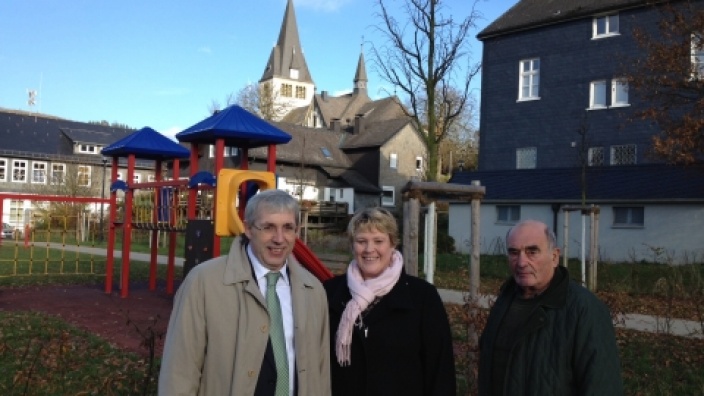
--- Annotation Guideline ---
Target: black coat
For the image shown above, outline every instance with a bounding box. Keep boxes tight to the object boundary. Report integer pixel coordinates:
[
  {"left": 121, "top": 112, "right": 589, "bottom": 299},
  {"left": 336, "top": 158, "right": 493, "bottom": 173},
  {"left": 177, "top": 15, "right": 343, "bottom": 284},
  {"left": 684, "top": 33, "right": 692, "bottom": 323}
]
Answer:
[{"left": 324, "top": 272, "right": 456, "bottom": 396}]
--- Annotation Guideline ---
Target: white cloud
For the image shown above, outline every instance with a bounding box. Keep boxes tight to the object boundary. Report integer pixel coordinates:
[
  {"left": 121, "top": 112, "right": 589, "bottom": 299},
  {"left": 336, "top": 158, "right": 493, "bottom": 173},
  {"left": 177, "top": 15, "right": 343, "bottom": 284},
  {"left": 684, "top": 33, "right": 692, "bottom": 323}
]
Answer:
[
  {"left": 198, "top": 46, "right": 212, "bottom": 54},
  {"left": 161, "top": 126, "right": 182, "bottom": 141}
]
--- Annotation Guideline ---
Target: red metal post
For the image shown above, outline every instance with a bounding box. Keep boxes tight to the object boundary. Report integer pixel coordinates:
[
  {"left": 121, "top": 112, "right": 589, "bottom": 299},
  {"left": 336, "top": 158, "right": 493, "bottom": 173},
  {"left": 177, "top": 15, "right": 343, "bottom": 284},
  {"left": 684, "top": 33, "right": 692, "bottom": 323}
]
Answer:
[
  {"left": 105, "top": 157, "right": 119, "bottom": 294},
  {"left": 121, "top": 154, "right": 136, "bottom": 298}
]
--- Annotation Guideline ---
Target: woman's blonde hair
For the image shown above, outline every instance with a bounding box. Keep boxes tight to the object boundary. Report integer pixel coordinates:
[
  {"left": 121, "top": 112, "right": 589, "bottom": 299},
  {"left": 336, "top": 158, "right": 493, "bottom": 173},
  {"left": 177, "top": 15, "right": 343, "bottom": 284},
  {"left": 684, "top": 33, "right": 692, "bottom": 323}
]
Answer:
[{"left": 347, "top": 207, "right": 399, "bottom": 247}]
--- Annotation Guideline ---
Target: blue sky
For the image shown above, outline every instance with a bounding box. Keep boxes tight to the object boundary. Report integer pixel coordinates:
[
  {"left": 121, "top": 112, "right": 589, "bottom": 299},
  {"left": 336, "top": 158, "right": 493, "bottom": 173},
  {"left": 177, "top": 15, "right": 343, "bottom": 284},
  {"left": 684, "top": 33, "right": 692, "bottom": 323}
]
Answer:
[{"left": 0, "top": 0, "right": 515, "bottom": 138}]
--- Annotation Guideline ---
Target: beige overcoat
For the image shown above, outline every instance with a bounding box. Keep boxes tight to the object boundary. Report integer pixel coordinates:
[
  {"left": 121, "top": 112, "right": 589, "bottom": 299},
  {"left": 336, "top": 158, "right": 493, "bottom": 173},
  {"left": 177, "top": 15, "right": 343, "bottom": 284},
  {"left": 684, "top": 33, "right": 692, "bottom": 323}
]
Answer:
[{"left": 158, "top": 237, "right": 331, "bottom": 395}]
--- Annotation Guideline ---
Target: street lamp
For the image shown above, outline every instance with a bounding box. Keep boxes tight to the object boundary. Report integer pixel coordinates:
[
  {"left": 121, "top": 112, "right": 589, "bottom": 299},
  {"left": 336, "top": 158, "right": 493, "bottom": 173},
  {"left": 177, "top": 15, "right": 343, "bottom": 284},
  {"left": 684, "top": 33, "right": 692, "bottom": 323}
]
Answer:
[{"left": 99, "top": 156, "right": 108, "bottom": 241}]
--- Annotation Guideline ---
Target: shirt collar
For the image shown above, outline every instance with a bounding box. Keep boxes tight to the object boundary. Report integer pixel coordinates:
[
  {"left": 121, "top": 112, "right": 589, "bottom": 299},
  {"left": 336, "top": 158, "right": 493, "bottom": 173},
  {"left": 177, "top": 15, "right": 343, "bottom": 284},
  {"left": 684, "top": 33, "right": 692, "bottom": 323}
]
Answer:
[{"left": 246, "top": 244, "right": 290, "bottom": 285}]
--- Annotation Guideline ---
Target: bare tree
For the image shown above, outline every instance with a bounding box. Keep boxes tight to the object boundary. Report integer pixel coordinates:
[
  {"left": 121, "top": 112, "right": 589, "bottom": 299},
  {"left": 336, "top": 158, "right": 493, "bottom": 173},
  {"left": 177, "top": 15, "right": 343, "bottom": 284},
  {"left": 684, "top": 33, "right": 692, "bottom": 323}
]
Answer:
[
  {"left": 371, "top": 0, "right": 482, "bottom": 180},
  {"left": 211, "top": 82, "right": 291, "bottom": 121},
  {"left": 626, "top": 0, "right": 704, "bottom": 164}
]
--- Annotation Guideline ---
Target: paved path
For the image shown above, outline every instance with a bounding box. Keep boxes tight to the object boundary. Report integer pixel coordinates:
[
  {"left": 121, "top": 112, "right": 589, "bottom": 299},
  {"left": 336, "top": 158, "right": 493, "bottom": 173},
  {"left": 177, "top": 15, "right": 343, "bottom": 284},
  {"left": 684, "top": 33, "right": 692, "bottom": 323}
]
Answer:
[
  {"left": 47, "top": 243, "right": 704, "bottom": 339},
  {"left": 438, "top": 288, "right": 703, "bottom": 339}
]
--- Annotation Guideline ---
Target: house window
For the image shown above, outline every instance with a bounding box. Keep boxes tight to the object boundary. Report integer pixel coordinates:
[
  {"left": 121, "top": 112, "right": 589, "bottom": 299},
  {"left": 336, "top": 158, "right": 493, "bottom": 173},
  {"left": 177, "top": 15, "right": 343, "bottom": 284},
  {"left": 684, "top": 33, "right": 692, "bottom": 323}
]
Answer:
[
  {"left": 77, "top": 165, "right": 91, "bottom": 187},
  {"left": 133, "top": 173, "right": 141, "bottom": 184},
  {"left": 593, "top": 14, "right": 619, "bottom": 38},
  {"left": 78, "top": 144, "right": 98, "bottom": 154},
  {"left": 338, "top": 188, "right": 344, "bottom": 199},
  {"left": 32, "top": 162, "right": 47, "bottom": 184},
  {"left": 12, "top": 160, "right": 27, "bottom": 182},
  {"left": 692, "top": 32, "right": 704, "bottom": 79},
  {"left": 209, "top": 145, "right": 238, "bottom": 158},
  {"left": 415, "top": 156, "right": 423, "bottom": 172},
  {"left": 611, "top": 78, "right": 629, "bottom": 106},
  {"left": 610, "top": 144, "right": 637, "bottom": 165},
  {"left": 281, "top": 84, "right": 293, "bottom": 98},
  {"left": 518, "top": 58, "right": 540, "bottom": 100},
  {"left": 588, "top": 147, "right": 604, "bottom": 166},
  {"left": 497, "top": 205, "right": 521, "bottom": 223},
  {"left": 10, "top": 200, "right": 23, "bottom": 225},
  {"left": 390, "top": 153, "right": 398, "bottom": 169},
  {"left": 116, "top": 172, "right": 123, "bottom": 181},
  {"left": 148, "top": 175, "right": 156, "bottom": 182},
  {"left": 321, "top": 147, "right": 332, "bottom": 159},
  {"left": 613, "top": 206, "right": 644, "bottom": 227},
  {"left": 589, "top": 80, "right": 608, "bottom": 109},
  {"left": 295, "top": 86, "right": 306, "bottom": 99},
  {"left": 51, "top": 163, "right": 66, "bottom": 185},
  {"left": 382, "top": 186, "right": 395, "bottom": 206},
  {"left": 0, "top": 158, "right": 7, "bottom": 182},
  {"left": 516, "top": 147, "right": 537, "bottom": 169}
]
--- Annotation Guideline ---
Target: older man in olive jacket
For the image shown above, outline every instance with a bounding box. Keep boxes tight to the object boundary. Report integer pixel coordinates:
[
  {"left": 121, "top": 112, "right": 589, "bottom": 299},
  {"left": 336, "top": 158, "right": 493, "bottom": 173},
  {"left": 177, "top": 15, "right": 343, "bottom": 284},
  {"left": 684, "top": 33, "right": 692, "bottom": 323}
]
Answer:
[{"left": 479, "top": 220, "right": 623, "bottom": 395}]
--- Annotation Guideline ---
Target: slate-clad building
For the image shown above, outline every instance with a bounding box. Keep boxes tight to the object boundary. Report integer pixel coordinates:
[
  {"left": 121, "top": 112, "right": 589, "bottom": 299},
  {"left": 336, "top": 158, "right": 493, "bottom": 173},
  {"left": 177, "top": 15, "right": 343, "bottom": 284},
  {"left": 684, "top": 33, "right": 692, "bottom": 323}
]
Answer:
[{"left": 448, "top": 0, "right": 704, "bottom": 263}]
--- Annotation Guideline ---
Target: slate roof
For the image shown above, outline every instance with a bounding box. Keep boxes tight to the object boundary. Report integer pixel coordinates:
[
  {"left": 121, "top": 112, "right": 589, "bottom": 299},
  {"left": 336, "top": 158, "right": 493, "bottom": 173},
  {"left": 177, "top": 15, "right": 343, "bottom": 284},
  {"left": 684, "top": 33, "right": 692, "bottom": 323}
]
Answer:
[
  {"left": 478, "top": 0, "right": 651, "bottom": 39},
  {"left": 259, "top": 0, "right": 314, "bottom": 84},
  {"left": 251, "top": 122, "right": 350, "bottom": 167},
  {"left": 340, "top": 117, "right": 413, "bottom": 149},
  {"left": 0, "top": 109, "right": 146, "bottom": 166},
  {"left": 449, "top": 164, "right": 704, "bottom": 202}
]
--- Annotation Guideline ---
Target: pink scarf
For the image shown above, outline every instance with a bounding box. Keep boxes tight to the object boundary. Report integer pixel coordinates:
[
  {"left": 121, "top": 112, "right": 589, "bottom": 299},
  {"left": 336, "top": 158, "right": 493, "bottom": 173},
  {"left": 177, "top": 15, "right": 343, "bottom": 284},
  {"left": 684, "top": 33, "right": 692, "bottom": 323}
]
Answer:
[{"left": 335, "top": 250, "right": 403, "bottom": 366}]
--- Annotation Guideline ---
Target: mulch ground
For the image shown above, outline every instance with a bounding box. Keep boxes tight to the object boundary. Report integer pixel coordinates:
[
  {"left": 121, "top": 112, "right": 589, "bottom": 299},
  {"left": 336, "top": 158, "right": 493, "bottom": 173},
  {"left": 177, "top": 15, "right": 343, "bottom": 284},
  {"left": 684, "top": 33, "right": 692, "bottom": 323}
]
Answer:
[{"left": 0, "top": 281, "right": 178, "bottom": 357}]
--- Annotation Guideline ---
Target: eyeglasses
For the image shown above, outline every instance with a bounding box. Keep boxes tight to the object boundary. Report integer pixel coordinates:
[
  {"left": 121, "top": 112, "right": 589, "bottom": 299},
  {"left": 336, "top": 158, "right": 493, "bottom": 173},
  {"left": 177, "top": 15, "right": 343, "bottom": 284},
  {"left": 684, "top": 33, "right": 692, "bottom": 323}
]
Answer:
[{"left": 250, "top": 222, "right": 298, "bottom": 237}]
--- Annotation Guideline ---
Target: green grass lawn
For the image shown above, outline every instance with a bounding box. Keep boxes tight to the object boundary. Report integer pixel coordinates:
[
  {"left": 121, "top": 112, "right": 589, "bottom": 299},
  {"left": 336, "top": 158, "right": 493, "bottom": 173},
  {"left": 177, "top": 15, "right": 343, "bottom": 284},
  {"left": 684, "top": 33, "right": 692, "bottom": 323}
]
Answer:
[{"left": 1, "top": 241, "right": 703, "bottom": 395}]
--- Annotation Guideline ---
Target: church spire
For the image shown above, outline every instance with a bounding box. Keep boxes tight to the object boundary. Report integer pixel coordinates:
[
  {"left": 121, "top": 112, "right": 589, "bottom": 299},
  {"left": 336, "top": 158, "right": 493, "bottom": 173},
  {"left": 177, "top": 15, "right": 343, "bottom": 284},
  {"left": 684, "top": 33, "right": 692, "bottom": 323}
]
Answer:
[
  {"left": 260, "top": 0, "right": 313, "bottom": 85},
  {"left": 353, "top": 43, "right": 368, "bottom": 97}
]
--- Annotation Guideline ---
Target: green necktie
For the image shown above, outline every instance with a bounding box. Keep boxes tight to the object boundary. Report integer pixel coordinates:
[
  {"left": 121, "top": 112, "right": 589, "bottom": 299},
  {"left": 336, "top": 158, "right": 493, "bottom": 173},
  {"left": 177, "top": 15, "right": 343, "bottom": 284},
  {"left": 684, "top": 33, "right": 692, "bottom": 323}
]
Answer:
[{"left": 266, "top": 272, "right": 289, "bottom": 396}]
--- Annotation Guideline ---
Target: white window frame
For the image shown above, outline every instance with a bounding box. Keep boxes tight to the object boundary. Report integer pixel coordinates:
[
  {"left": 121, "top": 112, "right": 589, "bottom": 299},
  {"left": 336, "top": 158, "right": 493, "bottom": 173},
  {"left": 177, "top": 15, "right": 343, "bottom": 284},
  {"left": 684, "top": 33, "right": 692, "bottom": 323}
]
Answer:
[
  {"left": 133, "top": 173, "right": 141, "bottom": 184},
  {"left": 116, "top": 172, "right": 123, "bottom": 181},
  {"left": 593, "top": 14, "right": 619, "bottom": 38},
  {"left": 415, "top": 156, "right": 423, "bottom": 172},
  {"left": 0, "top": 158, "right": 7, "bottom": 182},
  {"left": 390, "top": 153, "right": 398, "bottom": 169},
  {"left": 610, "top": 144, "right": 637, "bottom": 165},
  {"left": 692, "top": 32, "right": 704, "bottom": 80},
  {"left": 77, "top": 165, "right": 92, "bottom": 187},
  {"left": 611, "top": 78, "right": 629, "bottom": 107},
  {"left": 516, "top": 147, "right": 537, "bottom": 169},
  {"left": 589, "top": 80, "right": 608, "bottom": 109},
  {"left": 77, "top": 144, "right": 98, "bottom": 154},
  {"left": 588, "top": 147, "right": 604, "bottom": 166},
  {"left": 518, "top": 58, "right": 540, "bottom": 101},
  {"left": 51, "top": 163, "right": 66, "bottom": 185},
  {"left": 496, "top": 205, "right": 521, "bottom": 224},
  {"left": 12, "top": 160, "right": 28, "bottom": 183},
  {"left": 613, "top": 206, "right": 644, "bottom": 228},
  {"left": 381, "top": 186, "right": 395, "bottom": 206},
  {"left": 32, "top": 161, "right": 47, "bottom": 184}
]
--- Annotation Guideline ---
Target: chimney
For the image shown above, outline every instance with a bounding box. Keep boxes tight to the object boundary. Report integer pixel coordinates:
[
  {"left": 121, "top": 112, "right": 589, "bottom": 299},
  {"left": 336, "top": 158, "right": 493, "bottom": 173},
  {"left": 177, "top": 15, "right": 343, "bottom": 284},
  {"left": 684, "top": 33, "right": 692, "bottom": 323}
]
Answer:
[
  {"left": 331, "top": 118, "right": 341, "bottom": 132},
  {"left": 353, "top": 114, "right": 365, "bottom": 135},
  {"left": 321, "top": 91, "right": 328, "bottom": 102}
]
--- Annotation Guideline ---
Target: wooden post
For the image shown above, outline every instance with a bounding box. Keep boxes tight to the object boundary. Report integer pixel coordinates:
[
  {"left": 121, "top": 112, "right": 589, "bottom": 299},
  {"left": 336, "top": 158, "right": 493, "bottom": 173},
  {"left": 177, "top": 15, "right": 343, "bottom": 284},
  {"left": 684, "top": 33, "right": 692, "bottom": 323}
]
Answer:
[{"left": 403, "top": 194, "right": 420, "bottom": 276}]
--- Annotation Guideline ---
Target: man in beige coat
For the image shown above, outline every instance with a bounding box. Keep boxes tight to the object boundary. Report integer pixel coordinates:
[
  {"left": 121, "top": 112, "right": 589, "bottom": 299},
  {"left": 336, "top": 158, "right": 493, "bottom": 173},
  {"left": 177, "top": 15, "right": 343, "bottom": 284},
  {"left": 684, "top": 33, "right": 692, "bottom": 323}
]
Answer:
[{"left": 159, "top": 190, "right": 330, "bottom": 395}]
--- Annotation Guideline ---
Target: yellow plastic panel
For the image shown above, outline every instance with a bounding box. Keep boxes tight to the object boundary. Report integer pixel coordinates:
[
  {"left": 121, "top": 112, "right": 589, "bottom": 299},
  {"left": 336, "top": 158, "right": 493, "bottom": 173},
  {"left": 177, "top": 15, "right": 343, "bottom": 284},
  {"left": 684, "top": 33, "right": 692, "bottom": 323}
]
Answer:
[{"left": 215, "top": 170, "right": 276, "bottom": 236}]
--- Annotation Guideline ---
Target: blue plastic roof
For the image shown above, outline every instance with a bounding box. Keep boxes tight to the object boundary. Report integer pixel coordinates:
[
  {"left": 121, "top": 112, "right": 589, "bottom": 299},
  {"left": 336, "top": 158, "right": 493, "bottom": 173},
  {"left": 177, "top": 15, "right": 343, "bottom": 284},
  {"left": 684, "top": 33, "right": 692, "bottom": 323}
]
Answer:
[
  {"left": 101, "top": 127, "right": 190, "bottom": 160},
  {"left": 176, "top": 104, "right": 292, "bottom": 148}
]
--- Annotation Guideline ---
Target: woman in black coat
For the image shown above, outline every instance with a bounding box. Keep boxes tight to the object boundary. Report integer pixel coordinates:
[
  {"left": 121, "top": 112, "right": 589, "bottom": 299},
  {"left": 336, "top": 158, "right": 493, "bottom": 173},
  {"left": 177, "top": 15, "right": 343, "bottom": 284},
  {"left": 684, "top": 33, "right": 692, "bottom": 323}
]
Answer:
[{"left": 324, "top": 207, "right": 456, "bottom": 396}]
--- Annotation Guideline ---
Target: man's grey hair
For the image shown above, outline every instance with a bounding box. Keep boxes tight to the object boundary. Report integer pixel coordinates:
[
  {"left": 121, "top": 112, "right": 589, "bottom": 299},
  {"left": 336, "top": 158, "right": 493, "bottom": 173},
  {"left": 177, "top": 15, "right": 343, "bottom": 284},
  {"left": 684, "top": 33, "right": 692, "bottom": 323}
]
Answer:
[
  {"left": 243, "top": 189, "right": 299, "bottom": 226},
  {"left": 505, "top": 220, "right": 557, "bottom": 251}
]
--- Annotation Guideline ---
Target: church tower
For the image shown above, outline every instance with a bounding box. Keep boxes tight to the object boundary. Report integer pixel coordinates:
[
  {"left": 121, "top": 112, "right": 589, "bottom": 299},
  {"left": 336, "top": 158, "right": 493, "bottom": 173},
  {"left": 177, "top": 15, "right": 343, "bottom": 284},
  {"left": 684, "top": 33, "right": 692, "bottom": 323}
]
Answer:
[
  {"left": 353, "top": 50, "right": 368, "bottom": 98},
  {"left": 259, "top": 0, "right": 315, "bottom": 120}
]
